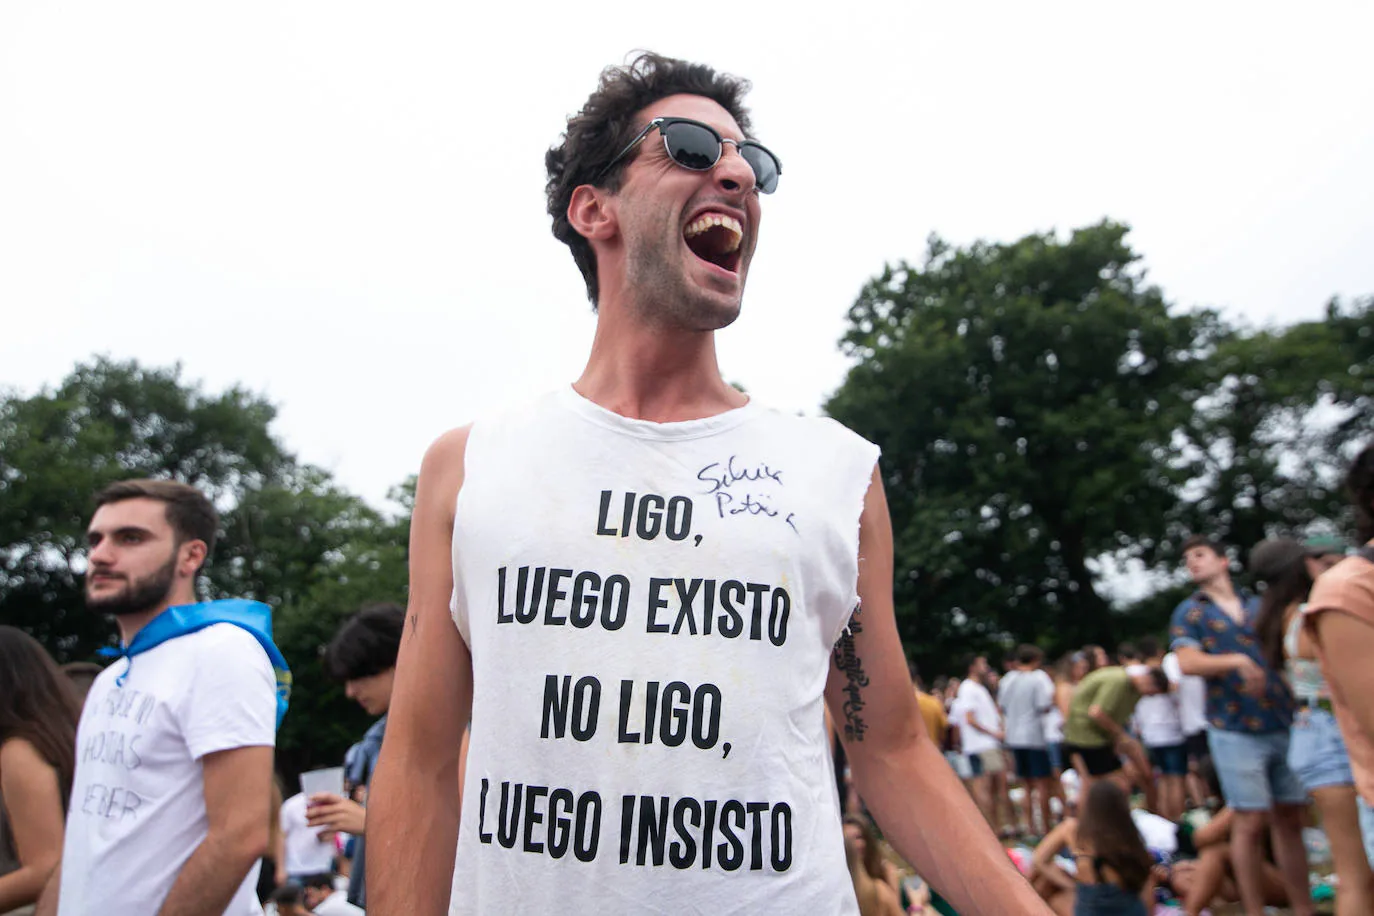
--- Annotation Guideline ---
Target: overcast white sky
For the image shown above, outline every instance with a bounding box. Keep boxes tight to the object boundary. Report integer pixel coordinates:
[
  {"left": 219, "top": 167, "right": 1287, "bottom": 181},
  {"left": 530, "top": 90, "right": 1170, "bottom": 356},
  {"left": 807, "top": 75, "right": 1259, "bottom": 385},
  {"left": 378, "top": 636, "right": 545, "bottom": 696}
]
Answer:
[{"left": 3, "top": 1, "right": 1372, "bottom": 512}]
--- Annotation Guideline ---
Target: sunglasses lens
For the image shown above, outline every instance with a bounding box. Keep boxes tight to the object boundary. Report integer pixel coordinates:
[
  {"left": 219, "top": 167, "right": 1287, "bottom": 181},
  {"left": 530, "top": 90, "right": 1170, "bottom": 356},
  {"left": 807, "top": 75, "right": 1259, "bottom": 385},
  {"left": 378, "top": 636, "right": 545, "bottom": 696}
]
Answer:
[
  {"left": 740, "top": 144, "right": 780, "bottom": 194},
  {"left": 663, "top": 122, "right": 721, "bottom": 171}
]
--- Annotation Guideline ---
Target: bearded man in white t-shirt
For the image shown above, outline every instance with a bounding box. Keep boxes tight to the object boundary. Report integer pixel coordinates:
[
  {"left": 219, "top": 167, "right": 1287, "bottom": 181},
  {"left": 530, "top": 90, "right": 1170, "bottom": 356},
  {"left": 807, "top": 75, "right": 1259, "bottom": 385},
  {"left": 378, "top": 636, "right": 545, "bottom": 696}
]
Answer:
[{"left": 36, "top": 480, "right": 277, "bottom": 916}]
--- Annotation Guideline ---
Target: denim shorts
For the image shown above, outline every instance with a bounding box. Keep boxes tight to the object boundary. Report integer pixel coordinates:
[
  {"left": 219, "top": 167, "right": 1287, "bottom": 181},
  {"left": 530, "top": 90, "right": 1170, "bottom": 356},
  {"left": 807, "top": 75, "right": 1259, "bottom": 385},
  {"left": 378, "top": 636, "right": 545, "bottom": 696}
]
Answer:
[
  {"left": 1147, "top": 742, "right": 1188, "bottom": 777},
  {"left": 1208, "top": 727, "right": 1308, "bottom": 811},
  {"left": 1047, "top": 742, "right": 1065, "bottom": 773},
  {"left": 1288, "top": 706, "right": 1355, "bottom": 791}
]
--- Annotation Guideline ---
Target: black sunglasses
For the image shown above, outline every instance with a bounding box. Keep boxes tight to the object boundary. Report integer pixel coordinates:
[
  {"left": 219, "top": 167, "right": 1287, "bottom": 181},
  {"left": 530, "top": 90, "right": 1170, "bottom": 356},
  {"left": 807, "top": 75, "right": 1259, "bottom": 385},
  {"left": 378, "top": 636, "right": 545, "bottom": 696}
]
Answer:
[{"left": 597, "top": 117, "right": 781, "bottom": 194}]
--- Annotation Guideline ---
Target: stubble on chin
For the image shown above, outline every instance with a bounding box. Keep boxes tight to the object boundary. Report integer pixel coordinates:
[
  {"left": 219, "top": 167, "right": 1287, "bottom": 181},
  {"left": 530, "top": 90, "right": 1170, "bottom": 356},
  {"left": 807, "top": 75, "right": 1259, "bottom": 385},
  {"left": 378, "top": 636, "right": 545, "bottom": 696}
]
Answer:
[
  {"left": 85, "top": 557, "right": 178, "bottom": 617},
  {"left": 623, "top": 225, "right": 743, "bottom": 332}
]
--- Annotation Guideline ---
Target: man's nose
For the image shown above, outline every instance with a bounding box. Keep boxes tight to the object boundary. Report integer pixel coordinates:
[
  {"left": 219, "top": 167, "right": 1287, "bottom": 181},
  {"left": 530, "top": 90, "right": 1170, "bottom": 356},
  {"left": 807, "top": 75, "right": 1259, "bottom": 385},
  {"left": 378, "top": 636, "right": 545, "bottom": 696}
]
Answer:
[
  {"left": 87, "top": 539, "right": 115, "bottom": 566},
  {"left": 713, "top": 143, "right": 756, "bottom": 195}
]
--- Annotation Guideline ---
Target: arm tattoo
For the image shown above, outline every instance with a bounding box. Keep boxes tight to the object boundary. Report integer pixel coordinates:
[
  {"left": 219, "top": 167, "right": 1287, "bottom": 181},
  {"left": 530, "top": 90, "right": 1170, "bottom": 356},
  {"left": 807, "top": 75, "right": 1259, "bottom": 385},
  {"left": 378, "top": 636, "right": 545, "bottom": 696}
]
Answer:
[
  {"left": 832, "top": 604, "right": 870, "bottom": 742},
  {"left": 408, "top": 612, "right": 419, "bottom": 640}
]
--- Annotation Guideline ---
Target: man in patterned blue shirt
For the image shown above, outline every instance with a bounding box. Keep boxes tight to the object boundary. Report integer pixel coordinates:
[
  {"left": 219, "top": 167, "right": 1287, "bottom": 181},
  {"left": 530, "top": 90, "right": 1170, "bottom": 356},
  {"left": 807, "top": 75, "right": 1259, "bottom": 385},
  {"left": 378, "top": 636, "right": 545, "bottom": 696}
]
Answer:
[{"left": 1169, "top": 535, "right": 1312, "bottom": 916}]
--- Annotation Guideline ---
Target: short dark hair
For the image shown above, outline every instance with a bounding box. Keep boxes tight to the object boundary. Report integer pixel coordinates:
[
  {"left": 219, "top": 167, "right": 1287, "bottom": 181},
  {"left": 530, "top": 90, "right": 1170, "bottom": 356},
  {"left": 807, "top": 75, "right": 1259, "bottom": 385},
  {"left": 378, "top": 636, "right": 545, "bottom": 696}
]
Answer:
[
  {"left": 1116, "top": 642, "right": 1140, "bottom": 662},
  {"left": 269, "top": 884, "right": 304, "bottom": 905},
  {"left": 1348, "top": 443, "right": 1374, "bottom": 543},
  {"left": 1181, "top": 534, "right": 1223, "bottom": 557},
  {"left": 299, "top": 873, "right": 334, "bottom": 891},
  {"left": 1015, "top": 644, "right": 1043, "bottom": 666},
  {"left": 1143, "top": 667, "right": 1170, "bottom": 693},
  {"left": 325, "top": 603, "right": 405, "bottom": 681},
  {"left": 545, "top": 51, "right": 755, "bottom": 306},
  {"left": 959, "top": 654, "right": 983, "bottom": 676},
  {"left": 94, "top": 478, "right": 219, "bottom": 556},
  {"left": 1136, "top": 635, "right": 1161, "bottom": 659}
]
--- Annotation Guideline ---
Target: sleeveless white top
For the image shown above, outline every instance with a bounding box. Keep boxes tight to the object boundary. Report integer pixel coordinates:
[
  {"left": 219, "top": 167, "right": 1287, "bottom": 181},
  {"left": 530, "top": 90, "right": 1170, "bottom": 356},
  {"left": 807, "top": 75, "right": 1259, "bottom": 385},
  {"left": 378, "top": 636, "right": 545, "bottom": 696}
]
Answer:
[{"left": 447, "top": 387, "right": 879, "bottom": 914}]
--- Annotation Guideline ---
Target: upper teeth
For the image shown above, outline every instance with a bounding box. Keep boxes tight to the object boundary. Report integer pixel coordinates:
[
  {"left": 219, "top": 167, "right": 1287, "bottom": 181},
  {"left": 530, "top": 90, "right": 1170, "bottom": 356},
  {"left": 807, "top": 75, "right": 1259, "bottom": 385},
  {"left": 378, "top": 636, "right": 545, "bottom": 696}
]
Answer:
[{"left": 684, "top": 214, "right": 743, "bottom": 251}]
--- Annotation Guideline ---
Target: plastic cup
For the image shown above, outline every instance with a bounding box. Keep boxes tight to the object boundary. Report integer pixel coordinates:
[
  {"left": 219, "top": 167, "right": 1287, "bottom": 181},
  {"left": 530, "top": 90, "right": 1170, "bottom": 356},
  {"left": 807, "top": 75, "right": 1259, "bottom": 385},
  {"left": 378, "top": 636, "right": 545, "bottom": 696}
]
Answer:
[{"left": 299, "top": 766, "right": 345, "bottom": 800}]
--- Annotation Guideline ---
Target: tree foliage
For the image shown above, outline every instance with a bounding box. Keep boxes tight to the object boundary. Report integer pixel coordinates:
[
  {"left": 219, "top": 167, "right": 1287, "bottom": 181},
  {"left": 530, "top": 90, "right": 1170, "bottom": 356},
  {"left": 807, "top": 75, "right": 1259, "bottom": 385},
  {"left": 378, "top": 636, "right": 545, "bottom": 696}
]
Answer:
[{"left": 827, "top": 221, "right": 1373, "bottom": 670}]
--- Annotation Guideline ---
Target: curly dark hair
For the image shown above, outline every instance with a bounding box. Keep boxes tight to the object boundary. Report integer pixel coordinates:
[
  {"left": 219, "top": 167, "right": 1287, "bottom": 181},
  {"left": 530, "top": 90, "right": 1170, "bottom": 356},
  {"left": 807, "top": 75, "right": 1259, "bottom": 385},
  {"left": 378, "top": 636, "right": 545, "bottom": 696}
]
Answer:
[
  {"left": 1349, "top": 442, "right": 1374, "bottom": 543},
  {"left": 544, "top": 51, "right": 754, "bottom": 307}
]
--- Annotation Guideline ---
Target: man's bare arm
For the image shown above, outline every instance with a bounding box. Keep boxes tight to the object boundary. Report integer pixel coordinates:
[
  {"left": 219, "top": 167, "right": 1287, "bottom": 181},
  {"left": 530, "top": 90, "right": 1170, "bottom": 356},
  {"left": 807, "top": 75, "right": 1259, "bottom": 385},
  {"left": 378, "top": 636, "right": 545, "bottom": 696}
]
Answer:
[
  {"left": 826, "top": 469, "right": 1051, "bottom": 915},
  {"left": 156, "top": 745, "right": 273, "bottom": 916},
  {"left": 1173, "top": 645, "right": 1248, "bottom": 678},
  {"left": 966, "top": 713, "right": 1003, "bottom": 739},
  {"left": 1088, "top": 706, "right": 1126, "bottom": 739},
  {"left": 366, "top": 427, "right": 474, "bottom": 915}
]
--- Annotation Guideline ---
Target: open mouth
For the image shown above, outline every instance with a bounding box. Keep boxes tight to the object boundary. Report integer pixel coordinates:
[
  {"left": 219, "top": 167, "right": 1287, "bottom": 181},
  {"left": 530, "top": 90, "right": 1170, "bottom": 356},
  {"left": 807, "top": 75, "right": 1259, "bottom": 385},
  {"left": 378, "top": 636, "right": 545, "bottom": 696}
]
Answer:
[{"left": 684, "top": 213, "right": 743, "bottom": 273}]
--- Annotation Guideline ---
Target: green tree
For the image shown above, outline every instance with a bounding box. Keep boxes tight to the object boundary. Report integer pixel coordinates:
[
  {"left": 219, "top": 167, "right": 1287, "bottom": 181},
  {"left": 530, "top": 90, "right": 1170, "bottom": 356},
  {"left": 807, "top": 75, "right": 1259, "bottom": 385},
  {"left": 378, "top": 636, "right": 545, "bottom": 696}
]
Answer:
[
  {"left": 826, "top": 221, "right": 1222, "bottom": 667},
  {"left": 263, "top": 480, "right": 406, "bottom": 780},
  {"left": 1172, "top": 296, "right": 1374, "bottom": 555}
]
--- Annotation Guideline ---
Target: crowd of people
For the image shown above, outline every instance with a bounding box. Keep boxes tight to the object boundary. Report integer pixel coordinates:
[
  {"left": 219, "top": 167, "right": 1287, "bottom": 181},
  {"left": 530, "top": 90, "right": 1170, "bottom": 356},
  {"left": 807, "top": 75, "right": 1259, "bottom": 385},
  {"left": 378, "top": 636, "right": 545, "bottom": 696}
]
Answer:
[
  {"left": 836, "top": 443, "right": 1374, "bottom": 916},
  {"left": 0, "top": 50, "right": 1372, "bottom": 916}
]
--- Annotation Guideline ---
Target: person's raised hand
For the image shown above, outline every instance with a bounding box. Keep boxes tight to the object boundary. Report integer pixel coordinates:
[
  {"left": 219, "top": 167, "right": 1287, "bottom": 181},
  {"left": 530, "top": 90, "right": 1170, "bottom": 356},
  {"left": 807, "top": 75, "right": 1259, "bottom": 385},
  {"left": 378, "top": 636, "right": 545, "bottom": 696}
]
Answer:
[{"left": 306, "top": 792, "right": 366, "bottom": 836}]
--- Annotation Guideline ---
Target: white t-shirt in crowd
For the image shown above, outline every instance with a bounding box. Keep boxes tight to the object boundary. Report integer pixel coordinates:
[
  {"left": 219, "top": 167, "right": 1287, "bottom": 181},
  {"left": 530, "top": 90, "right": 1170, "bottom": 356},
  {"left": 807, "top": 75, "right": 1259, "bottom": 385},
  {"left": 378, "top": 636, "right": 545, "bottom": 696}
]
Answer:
[
  {"left": 1131, "top": 686, "right": 1184, "bottom": 748},
  {"left": 997, "top": 669, "right": 1054, "bottom": 749},
  {"left": 956, "top": 679, "right": 1002, "bottom": 755},
  {"left": 58, "top": 623, "right": 277, "bottom": 916},
  {"left": 1130, "top": 808, "right": 1178, "bottom": 855},
  {"left": 311, "top": 890, "right": 365, "bottom": 915},
  {"left": 280, "top": 792, "right": 336, "bottom": 877},
  {"left": 1162, "top": 652, "right": 1208, "bottom": 736}
]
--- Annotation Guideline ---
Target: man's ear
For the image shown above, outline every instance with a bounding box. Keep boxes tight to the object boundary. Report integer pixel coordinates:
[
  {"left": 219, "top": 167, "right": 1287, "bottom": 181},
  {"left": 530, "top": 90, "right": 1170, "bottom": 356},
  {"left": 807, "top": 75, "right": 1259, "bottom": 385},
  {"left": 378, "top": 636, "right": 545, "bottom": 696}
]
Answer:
[
  {"left": 567, "top": 185, "right": 617, "bottom": 242},
  {"left": 179, "top": 539, "right": 208, "bottom": 578}
]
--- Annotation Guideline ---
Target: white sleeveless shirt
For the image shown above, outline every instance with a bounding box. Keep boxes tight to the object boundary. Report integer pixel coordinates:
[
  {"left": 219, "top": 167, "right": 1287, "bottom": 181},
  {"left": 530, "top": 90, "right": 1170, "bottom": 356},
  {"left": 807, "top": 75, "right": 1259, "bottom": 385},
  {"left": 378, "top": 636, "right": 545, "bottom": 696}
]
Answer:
[{"left": 447, "top": 387, "right": 879, "bottom": 914}]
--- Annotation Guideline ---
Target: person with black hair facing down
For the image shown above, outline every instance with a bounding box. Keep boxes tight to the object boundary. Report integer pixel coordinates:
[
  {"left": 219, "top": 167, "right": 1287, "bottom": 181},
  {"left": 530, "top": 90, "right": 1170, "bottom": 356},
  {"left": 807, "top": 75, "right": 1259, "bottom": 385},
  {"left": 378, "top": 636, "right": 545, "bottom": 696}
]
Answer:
[
  {"left": 309, "top": 603, "right": 403, "bottom": 911},
  {"left": 1305, "top": 443, "right": 1374, "bottom": 869},
  {"left": 38, "top": 479, "right": 285, "bottom": 916},
  {"left": 265, "top": 883, "right": 307, "bottom": 916},
  {"left": 364, "top": 51, "right": 1052, "bottom": 915},
  {"left": 296, "top": 874, "right": 361, "bottom": 916},
  {"left": 0, "top": 628, "right": 80, "bottom": 915}
]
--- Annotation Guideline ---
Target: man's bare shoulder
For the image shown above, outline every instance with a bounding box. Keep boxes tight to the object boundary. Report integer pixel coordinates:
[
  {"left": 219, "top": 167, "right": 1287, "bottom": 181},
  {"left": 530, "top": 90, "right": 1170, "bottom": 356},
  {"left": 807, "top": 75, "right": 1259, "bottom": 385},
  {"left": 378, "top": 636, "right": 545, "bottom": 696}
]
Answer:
[
  {"left": 419, "top": 426, "right": 473, "bottom": 488},
  {"left": 425, "top": 425, "right": 473, "bottom": 464}
]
